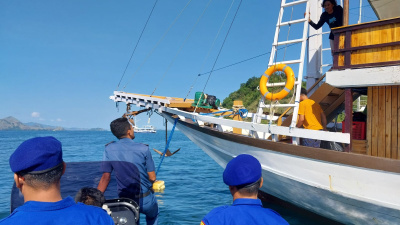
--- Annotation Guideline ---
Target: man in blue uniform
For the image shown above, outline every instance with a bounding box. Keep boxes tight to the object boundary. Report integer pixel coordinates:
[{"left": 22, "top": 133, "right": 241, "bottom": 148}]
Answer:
[
  {"left": 1, "top": 136, "right": 114, "bottom": 225},
  {"left": 98, "top": 117, "right": 159, "bottom": 225},
  {"left": 201, "top": 154, "right": 289, "bottom": 225}
]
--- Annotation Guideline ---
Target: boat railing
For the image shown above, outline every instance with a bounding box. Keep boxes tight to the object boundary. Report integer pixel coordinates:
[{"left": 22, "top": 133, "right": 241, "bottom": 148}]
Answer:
[
  {"left": 111, "top": 91, "right": 350, "bottom": 145},
  {"left": 163, "top": 107, "right": 350, "bottom": 145},
  {"left": 332, "top": 17, "right": 400, "bottom": 70}
]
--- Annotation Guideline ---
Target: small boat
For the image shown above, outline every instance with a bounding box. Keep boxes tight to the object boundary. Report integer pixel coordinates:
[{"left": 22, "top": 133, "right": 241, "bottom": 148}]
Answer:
[{"left": 134, "top": 125, "right": 156, "bottom": 133}]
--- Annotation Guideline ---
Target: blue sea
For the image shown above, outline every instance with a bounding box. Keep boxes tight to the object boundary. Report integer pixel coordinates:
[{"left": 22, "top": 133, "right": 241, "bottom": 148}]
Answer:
[{"left": 0, "top": 130, "right": 342, "bottom": 224}]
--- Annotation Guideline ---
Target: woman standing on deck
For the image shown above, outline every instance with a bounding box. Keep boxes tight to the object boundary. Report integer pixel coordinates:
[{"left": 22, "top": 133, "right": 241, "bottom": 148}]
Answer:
[{"left": 307, "top": 0, "right": 343, "bottom": 55}]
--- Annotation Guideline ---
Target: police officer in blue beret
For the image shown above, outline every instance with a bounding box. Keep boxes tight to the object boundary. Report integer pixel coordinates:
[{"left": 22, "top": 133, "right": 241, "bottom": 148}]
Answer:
[
  {"left": 1, "top": 136, "right": 114, "bottom": 225},
  {"left": 201, "top": 154, "right": 289, "bottom": 225}
]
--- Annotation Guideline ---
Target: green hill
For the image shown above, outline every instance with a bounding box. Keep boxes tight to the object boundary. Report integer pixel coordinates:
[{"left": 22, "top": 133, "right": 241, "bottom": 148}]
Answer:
[{"left": 222, "top": 73, "right": 305, "bottom": 114}]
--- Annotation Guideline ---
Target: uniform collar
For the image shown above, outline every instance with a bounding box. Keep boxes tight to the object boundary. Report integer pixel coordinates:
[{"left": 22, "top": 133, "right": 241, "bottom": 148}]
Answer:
[
  {"left": 232, "top": 198, "right": 262, "bottom": 206},
  {"left": 119, "top": 138, "right": 134, "bottom": 142},
  {"left": 16, "top": 196, "right": 76, "bottom": 212}
]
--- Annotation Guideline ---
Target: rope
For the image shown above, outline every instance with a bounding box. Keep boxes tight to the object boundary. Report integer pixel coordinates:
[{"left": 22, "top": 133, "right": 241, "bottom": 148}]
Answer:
[
  {"left": 200, "top": 108, "right": 248, "bottom": 118},
  {"left": 116, "top": 0, "right": 159, "bottom": 91},
  {"left": 122, "top": 0, "right": 194, "bottom": 90},
  {"left": 156, "top": 118, "right": 178, "bottom": 175},
  {"left": 194, "top": 0, "right": 243, "bottom": 114},
  {"left": 183, "top": 0, "right": 236, "bottom": 102},
  {"left": 150, "top": 0, "right": 214, "bottom": 97}
]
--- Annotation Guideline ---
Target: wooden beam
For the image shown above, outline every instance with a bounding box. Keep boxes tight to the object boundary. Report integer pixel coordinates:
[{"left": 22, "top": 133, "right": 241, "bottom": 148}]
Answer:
[
  {"left": 367, "top": 87, "right": 372, "bottom": 155},
  {"left": 385, "top": 86, "right": 392, "bottom": 158},
  {"left": 372, "top": 87, "right": 379, "bottom": 156},
  {"left": 378, "top": 87, "right": 386, "bottom": 157},
  {"left": 398, "top": 86, "right": 400, "bottom": 159},
  {"left": 343, "top": 0, "right": 349, "bottom": 26},
  {"left": 392, "top": 86, "right": 398, "bottom": 159},
  {"left": 344, "top": 88, "right": 353, "bottom": 152}
]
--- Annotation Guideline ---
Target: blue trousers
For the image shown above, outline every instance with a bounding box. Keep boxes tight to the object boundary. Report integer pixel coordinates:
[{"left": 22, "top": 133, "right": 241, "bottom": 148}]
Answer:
[{"left": 139, "top": 193, "right": 159, "bottom": 225}]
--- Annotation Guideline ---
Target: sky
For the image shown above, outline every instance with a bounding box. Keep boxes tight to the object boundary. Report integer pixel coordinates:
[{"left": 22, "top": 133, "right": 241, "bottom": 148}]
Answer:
[{"left": 0, "top": 0, "right": 377, "bottom": 130}]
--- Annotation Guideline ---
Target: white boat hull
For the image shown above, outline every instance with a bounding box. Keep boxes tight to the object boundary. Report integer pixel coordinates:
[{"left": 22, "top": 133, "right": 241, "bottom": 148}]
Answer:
[{"left": 165, "top": 115, "right": 400, "bottom": 225}]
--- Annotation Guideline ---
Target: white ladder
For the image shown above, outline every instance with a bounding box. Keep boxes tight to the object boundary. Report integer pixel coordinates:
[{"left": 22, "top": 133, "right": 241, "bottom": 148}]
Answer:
[{"left": 255, "top": 0, "right": 310, "bottom": 134}]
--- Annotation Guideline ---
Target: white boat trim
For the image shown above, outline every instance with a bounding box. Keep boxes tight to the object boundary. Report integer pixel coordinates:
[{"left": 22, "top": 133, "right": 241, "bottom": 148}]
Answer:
[{"left": 326, "top": 65, "right": 400, "bottom": 88}]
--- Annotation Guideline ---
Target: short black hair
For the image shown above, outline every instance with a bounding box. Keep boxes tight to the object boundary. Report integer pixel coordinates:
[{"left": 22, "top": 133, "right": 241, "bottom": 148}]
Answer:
[
  {"left": 75, "top": 187, "right": 105, "bottom": 207},
  {"left": 300, "top": 88, "right": 308, "bottom": 96},
  {"left": 110, "top": 117, "right": 131, "bottom": 139},
  {"left": 21, "top": 163, "right": 64, "bottom": 190},
  {"left": 322, "top": 0, "right": 337, "bottom": 7}
]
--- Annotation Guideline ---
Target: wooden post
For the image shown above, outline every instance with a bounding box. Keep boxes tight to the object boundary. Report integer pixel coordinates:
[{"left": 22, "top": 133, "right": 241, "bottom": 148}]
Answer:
[
  {"left": 345, "top": 88, "right": 353, "bottom": 152},
  {"left": 343, "top": 0, "right": 349, "bottom": 26}
]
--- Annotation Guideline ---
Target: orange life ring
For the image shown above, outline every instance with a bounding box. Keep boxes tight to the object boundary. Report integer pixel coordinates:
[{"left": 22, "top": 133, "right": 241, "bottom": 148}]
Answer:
[{"left": 259, "top": 64, "right": 295, "bottom": 100}]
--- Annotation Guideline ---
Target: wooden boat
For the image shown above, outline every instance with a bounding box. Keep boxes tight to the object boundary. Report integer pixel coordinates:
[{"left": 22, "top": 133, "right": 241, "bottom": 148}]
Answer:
[{"left": 110, "top": 0, "right": 400, "bottom": 224}]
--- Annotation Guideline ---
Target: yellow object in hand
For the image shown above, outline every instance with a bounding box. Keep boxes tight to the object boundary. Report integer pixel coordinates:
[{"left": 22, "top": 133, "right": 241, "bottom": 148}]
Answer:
[{"left": 153, "top": 180, "right": 165, "bottom": 191}]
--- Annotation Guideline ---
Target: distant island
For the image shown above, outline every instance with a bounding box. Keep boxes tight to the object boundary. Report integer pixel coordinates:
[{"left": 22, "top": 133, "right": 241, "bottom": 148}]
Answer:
[{"left": 0, "top": 116, "right": 106, "bottom": 131}]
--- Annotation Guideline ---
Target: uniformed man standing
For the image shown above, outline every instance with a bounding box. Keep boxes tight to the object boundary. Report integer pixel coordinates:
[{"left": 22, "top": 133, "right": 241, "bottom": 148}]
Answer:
[
  {"left": 97, "top": 117, "right": 159, "bottom": 225},
  {"left": 201, "top": 154, "right": 289, "bottom": 225}
]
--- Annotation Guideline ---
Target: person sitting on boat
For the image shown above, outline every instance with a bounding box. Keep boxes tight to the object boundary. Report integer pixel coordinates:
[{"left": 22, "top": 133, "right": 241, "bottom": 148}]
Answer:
[
  {"left": 201, "top": 154, "right": 289, "bottom": 225},
  {"left": 1, "top": 136, "right": 114, "bottom": 225},
  {"left": 97, "top": 117, "right": 159, "bottom": 225},
  {"left": 296, "top": 88, "right": 328, "bottom": 147},
  {"left": 306, "top": 0, "right": 343, "bottom": 55}
]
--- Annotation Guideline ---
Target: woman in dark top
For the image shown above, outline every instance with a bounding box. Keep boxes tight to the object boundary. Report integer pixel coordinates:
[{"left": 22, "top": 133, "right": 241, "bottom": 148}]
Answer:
[{"left": 308, "top": 0, "right": 343, "bottom": 55}]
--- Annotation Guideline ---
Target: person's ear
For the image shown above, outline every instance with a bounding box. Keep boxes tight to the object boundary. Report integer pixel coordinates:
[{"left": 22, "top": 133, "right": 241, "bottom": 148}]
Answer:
[
  {"left": 259, "top": 177, "right": 264, "bottom": 188},
  {"left": 62, "top": 162, "right": 66, "bottom": 175},
  {"left": 14, "top": 173, "right": 24, "bottom": 189}
]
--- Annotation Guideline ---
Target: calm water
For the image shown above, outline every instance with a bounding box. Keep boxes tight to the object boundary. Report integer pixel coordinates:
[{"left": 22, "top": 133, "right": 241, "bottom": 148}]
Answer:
[{"left": 0, "top": 130, "right": 341, "bottom": 224}]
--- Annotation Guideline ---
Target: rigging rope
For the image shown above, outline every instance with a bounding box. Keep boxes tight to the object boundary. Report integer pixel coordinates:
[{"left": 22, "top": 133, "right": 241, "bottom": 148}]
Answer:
[
  {"left": 116, "top": 0, "right": 159, "bottom": 90},
  {"left": 183, "top": 0, "right": 236, "bottom": 102},
  {"left": 194, "top": 0, "right": 243, "bottom": 114},
  {"left": 150, "top": 0, "right": 214, "bottom": 97},
  {"left": 200, "top": 108, "right": 248, "bottom": 118},
  {"left": 122, "top": 0, "right": 194, "bottom": 90},
  {"left": 156, "top": 118, "right": 178, "bottom": 175}
]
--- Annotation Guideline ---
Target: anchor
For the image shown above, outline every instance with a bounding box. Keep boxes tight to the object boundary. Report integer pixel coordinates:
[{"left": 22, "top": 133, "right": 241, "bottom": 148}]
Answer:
[{"left": 153, "top": 118, "right": 181, "bottom": 157}]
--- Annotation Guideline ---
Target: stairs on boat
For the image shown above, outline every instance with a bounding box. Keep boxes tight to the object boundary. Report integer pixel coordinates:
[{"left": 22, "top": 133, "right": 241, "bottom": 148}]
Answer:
[{"left": 277, "top": 77, "right": 359, "bottom": 128}]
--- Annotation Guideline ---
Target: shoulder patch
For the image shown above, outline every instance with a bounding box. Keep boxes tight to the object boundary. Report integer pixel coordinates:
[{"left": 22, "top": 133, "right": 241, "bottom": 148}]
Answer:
[{"left": 105, "top": 141, "right": 115, "bottom": 146}]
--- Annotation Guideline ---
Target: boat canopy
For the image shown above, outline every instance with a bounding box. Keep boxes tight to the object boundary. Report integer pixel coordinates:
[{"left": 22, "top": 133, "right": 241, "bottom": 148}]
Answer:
[{"left": 368, "top": 0, "right": 400, "bottom": 20}]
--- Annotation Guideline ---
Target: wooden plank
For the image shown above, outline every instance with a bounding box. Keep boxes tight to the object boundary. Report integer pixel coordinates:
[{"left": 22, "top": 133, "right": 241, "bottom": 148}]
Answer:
[
  {"left": 392, "top": 86, "right": 398, "bottom": 159},
  {"left": 168, "top": 102, "right": 194, "bottom": 108},
  {"left": 385, "top": 86, "right": 392, "bottom": 158},
  {"left": 344, "top": 89, "right": 353, "bottom": 152},
  {"left": 378, "top": 86, "right": 386, "bottom": 157},
  {"left": 309, "top": 83, "right": 335, "bottom": 103},
  {"left": 366, "top": 87, "right": 372, "bottom": 156},
  {"left": 371, "top": 87, "right": 379, "bottom": 156},
  {"left": 352, "top": 140, "right": 367, "bottom": 154},
  {"left": 338, "top": 33, "right": 346, "bottom": 66},
  {"left": 397, "top": 86, "right": 400, "bottom": 159},
  {"left": 324, "top": 93, "right": 345, "bottom": 116}
]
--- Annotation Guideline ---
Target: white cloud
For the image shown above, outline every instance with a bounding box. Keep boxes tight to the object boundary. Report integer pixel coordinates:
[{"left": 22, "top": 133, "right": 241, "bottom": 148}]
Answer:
[
  {"left": 31, "top": 112, "right": 40, "bottom": 118},
  {"left": 56, "top": 118, "right": 62, "bottom": 122}
]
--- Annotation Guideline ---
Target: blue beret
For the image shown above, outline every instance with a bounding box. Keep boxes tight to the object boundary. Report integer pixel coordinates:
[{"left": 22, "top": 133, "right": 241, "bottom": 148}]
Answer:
[
  {"left": 9, "top": 136, "right": 63, "bottom": 173},
  {"left": 223, "top": 154, "right": 261, "bottom": 186}
]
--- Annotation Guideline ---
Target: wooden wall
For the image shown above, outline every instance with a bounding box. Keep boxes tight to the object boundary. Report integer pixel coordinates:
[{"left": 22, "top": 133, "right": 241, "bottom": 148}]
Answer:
[
  {"left": 366, "top": 86, "right": 400, "bottom": 159},
  {"left": 335, "top": 18, "right": 400, "bottom": 68},
  {"left": 351, "top": 23, "right": 400, "bottom": 65}
]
